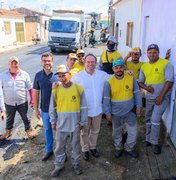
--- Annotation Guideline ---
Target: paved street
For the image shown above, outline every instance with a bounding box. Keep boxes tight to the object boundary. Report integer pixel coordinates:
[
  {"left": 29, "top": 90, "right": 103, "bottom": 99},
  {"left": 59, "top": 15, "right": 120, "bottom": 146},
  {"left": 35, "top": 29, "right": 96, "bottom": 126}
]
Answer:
[{"left": 0, "top": 44, "right": 176, "bottom": 180}]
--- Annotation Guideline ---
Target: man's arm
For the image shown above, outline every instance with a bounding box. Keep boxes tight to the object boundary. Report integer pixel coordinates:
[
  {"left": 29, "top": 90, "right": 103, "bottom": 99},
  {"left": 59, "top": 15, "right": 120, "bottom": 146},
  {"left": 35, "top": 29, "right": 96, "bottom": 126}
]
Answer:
[
  {"left": 123, "top": 51, "right": 132, "bottom": 65},
  {"left": 79, "top": 91, "right": 88, "bottom": 129},
  {"left": 49, "top": 92, "right": 57, "bottom": 130},
  {"left": 0, "top": 79, "right": 6, "bottom": 120},
  {"left": 34, "top": 89, "right": 41, "bottom": 119},
  {"left": 155, "top": 62, "right": 174, "bottom": 105},
  {"left": 103, "top": 81, "right": 112, "bottom": 121},
  {"left": 133, "top": 78, "right": 142, "bottom": 116},
  {"left": 138, "top": 69, "right": 154, "bottom": 94}
]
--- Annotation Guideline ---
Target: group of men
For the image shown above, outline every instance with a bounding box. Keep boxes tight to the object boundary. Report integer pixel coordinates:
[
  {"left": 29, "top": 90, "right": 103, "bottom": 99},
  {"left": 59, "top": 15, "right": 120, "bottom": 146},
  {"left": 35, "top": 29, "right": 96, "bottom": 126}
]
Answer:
[{"left": 0, "top": 35, "right": 174, "bottom": 177}]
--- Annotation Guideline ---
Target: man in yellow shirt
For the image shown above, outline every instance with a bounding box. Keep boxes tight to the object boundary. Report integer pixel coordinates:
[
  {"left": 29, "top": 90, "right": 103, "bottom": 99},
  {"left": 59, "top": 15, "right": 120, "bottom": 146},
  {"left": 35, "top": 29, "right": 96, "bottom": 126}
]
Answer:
[
  {"left": 103, "top": 59, "right": 142, "bottom": 158},
  {"left": 139, "top": 44, "right": 174, "bottom": 154},
  {"left": 99, "top": 36, "right": 122, "bottom": 74},
  {"left": 49, "top": 65, "right": 88, "bottom": 177},
  {"left": 123, "top": 47, "right": 144, "bottom": 81},
  {"left": 74, "top": 49, "right": 85, "bottom": 72}
]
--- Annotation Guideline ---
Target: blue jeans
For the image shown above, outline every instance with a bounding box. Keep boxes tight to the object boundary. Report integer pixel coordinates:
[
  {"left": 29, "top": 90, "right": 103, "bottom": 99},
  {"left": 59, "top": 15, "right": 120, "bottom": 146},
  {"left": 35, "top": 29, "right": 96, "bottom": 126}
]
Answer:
[{"left": 41, "top": 111, "right": 53, "bottom": 153}]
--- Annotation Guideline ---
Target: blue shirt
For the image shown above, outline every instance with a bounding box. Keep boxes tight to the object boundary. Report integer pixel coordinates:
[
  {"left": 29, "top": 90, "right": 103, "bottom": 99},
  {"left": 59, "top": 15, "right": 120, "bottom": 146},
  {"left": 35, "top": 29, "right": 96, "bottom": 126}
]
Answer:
[{"left": 33, "top": 70, "right": 54, "bottom": 112}]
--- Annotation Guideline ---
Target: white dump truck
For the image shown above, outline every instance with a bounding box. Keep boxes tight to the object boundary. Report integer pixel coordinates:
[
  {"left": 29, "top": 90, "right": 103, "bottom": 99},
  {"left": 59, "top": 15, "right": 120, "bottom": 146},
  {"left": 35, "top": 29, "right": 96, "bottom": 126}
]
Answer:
[{"left": 47, "top": 10, "right": 87, "bottom": 52}]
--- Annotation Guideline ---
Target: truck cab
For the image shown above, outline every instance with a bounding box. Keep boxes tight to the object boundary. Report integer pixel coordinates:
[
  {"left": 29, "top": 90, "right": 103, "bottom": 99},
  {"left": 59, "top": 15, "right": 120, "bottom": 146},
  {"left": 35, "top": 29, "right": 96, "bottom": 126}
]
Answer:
[{"left": 48, "top": 17, "right": 83, "bottom": 52}]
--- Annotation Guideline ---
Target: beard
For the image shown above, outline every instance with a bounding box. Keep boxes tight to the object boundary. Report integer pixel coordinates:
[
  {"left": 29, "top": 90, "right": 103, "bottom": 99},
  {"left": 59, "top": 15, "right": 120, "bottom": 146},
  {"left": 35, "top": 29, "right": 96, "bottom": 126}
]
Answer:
[
  {"left": 115, "top": 71, "right": 124, "bottom": 77},
  {"left": 44, "top": 64, "right": 52, "bottom": 70}
]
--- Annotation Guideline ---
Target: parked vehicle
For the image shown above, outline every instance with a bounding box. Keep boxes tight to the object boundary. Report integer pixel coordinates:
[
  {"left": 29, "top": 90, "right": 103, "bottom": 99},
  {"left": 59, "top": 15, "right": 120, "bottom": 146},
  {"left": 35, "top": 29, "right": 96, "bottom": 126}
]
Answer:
[{"left": 47, "top": 10, "right": 85, "bottom": 52}]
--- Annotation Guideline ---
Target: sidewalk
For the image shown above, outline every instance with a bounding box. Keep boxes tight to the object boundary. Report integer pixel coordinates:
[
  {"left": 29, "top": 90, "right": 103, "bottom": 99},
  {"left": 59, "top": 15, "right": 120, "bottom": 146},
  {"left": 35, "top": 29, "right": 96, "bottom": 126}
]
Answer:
[{"left": 0, "top": 42, "right": 33, "bottom": 54}]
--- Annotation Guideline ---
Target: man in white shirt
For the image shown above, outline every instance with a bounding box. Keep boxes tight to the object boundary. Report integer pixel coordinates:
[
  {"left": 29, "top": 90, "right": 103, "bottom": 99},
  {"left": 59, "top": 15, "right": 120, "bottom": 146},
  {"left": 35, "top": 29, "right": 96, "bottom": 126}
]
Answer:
[{"left": 72, "top": 54, "right": 110, "bottom": 161}]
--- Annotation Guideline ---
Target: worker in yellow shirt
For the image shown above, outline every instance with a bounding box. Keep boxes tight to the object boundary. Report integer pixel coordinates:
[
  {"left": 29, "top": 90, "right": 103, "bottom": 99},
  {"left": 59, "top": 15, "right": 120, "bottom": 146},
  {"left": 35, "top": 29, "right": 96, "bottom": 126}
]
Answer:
[
  {"left": 123, "top": 47, "right": 144, "bottom": 81},
  {"left": 49, "top": 65, "right": 88, "bottom": 177},
  {"left": 99, "top": 36, "right": 122, "bottom": 74},
  {"left": 74, "top": 49, "right": 85, "bottom": 72}
]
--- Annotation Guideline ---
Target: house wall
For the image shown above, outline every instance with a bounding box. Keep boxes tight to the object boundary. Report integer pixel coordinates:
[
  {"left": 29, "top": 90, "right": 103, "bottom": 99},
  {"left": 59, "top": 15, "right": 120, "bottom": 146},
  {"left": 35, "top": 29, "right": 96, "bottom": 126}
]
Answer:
[
  {"left": 0, "top": 16, "right": 25, "bottom": 47},
  {"left": 113, "top": 0, "right": 142, "bottom": 56},
  {"left": 140, "top": 0, "right": 176, "bottom": 136}
]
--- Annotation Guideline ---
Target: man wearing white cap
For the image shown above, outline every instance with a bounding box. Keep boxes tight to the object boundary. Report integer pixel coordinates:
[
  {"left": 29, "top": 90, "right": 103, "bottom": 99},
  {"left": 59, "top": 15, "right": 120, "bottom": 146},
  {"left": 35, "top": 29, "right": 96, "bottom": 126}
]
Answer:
[
  {"left": 0, "top": 56, "right": 35, "bottom": 140},
  {"left": 99, "top": 36, "right": 122, "bottom": 74},
  {"left": 74, "top": 49, "right": 85, "bottom": 72},
  {"left": 49, "top": 64, "right": 88, "bottom": 177}
]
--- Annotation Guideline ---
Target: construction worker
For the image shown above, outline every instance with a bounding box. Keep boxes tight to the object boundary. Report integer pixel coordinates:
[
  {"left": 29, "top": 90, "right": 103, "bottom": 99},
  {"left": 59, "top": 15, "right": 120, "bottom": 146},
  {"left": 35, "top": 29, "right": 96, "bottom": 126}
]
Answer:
[
  {"left": 139, "top": 44, "right": 174, "bottom": 154},
  {"left": 103, "top": 59, "right": 142, "bottom": 158},
  {"left": 74, "top": 49, "right": 85, "bottom": 72},
  {"left": 99, "top": 35, "right": 122, "bottom": 74},
  {"left": 49, "top": 65, "right": 88, "bottom": 177},
  {"left": 123, "top": 47, "right": 144, "bottom": 81}
]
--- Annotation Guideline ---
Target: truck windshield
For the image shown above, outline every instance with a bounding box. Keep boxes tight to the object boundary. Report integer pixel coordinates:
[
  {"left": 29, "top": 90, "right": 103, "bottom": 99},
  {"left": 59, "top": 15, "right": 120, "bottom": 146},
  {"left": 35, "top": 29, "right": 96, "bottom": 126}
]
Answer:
[{"left": 48, "top": 19, "right": 79, "bottom": 33}]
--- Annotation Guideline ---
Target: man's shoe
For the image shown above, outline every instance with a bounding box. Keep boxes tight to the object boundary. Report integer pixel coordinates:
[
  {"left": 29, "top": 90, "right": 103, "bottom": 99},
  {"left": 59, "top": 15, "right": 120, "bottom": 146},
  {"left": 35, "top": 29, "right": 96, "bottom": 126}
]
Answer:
[
  {"left": 90, "top": 149, "right": 100, "bottom": 158},
  {"left": 115, "top": 149, "right": 123, "bottom": 158},
  {"left": 127, "top": 150, "right": 139, "bottom": 158},
  {"left": 145, "top": 141, "right": 152, "bottom": 147},
  {"left": 73, "top": 165, "right": 82, "bottom": 175},
  {"left": 0, "top": 130, "right": 12, "bottom": 140},
  {"left": 51, "top": 166, "right": 64, "bottom": 177},
  {"left": 153, "top": 145, "right": 161, "bottom": 154},
  {"left": 26, "top": 129, "right": 36, "bottom": 140},
  {"left": 42, "top": 151, "right": 53, "bottom": 161},
  {"left": 82, "top": 151, "right": 89, "bottom": 161}
]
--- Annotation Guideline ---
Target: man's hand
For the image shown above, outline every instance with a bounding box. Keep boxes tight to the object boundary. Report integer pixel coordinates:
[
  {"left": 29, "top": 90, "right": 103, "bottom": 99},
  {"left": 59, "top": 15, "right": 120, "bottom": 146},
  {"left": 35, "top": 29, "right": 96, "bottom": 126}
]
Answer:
[
  {"left": 52, "top": 82, "right": 59, "bottom": 89},
  {"left": 51, "top": 124, "right": 56, "bottom": 130},
  {"left": 30, "top": 100, "right": 34, "bottom": 108},
  {"left": 136, "top": 108, "right": 141, "bottom": 117},
  {"left": 35, "top": 109, "right": 41, "bottom": 120},
  {"left": 126, "top": 70, "right": 134, "bottom": 76},
  {"left": 106, "top": 115, "right": 112, "bottom": 122},
  {"left": 147, "top": 86, "right": 154, "bottom": 94},
  {"left": 1, "top": 111, "right": 6, "bottom": 120},
  {"left": 155, "top": 95, "right": 164, "bottom": 105}
]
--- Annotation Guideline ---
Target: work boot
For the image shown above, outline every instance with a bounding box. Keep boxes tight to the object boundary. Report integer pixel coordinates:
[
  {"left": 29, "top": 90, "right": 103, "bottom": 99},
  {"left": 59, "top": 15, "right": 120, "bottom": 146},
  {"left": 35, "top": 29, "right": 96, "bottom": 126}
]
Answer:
[
  {"left": 115, "top": 149, "right": 123, "bottom": 158},
  {"left": 153, "top": 145, "right": 161, "bottom": 155},
  {"left": 0, "top": 130, "right": 12, "bottom": 140},
  {"left": 82, "top": 151, "right": 89, "bottom": 161},
  {"left": 126, "top": 150, "right": 139, "bottom": 158},
  {"left": 42, "top": 151, "right": 53, "bottom": 161},
  {"left": 51, "top": 166, "right": 64, "bottom": 177},
  {"left": 73, "top": 165, "right": 82, "bottom": 175},
  {"left": 26, "top": 129, "right": 36, "bottom": 140},
  {"left": 90, "top": 149, "right": 100, "bottom": 158}
]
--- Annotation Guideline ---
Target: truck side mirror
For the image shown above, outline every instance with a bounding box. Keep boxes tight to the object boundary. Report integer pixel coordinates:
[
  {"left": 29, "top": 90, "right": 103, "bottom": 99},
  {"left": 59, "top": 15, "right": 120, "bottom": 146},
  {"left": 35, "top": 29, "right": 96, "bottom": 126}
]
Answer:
[{"left": 45, "top": 20, "right": 48, "bottom": 30}]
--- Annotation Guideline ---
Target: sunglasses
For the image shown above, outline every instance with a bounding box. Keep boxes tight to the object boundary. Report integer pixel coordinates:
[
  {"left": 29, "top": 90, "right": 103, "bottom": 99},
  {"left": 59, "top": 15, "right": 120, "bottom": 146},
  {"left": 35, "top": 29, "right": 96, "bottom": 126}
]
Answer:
[{"left": 77, "top": 54, "right": 84, "bottom": 58}]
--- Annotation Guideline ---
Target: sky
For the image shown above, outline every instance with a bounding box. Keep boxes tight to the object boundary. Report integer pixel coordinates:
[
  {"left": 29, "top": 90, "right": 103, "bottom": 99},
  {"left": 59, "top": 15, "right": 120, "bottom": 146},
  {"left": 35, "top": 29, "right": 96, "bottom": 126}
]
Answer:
[{"left": 1, "top": 0, "right": 111, "bottom": 16}]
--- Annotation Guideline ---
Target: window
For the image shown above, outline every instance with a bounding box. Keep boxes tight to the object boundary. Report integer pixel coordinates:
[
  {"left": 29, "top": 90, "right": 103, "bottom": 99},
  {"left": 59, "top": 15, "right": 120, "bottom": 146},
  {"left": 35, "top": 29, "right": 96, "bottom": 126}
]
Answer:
[
  {"left": 126, "top": 22, "right": 133, "bottom": 47},
  {"left": 4, "top": 21, "right": 11, "bottom": 35}
]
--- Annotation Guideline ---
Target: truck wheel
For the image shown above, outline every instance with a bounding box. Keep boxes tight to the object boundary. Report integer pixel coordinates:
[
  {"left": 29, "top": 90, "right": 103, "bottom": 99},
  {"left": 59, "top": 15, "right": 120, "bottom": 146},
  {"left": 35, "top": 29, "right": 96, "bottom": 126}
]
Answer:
[{"left": 50, "top": 48, "right": 56, "bottom": 53}]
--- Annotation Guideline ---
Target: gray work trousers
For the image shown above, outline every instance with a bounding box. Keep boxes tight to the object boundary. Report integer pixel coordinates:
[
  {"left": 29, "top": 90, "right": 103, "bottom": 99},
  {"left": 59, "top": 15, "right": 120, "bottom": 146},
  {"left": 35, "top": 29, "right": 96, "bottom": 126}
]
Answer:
[
  {"left": 112, "top": 112, "right": 137, "bottom": 152},
  {"left": 54, "top": 126, "right": 80, "bottom": 168},
  {"left": 145, "top": 96, "right": 170, "bottom": 145}
]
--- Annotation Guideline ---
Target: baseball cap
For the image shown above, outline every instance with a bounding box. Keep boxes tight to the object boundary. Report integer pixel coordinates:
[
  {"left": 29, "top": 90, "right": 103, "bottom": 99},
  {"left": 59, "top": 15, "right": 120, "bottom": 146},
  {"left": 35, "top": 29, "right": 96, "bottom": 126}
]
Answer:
[
  {"left": 9, "top": 56, "right": 19, "bottom": 63},
  {"left": 56, "top": 65, "right": 69, "bottom": 74},
  {"left": 107, "top": 36, "right": 118, "bottom": 44},
  {"left": 132, "top": 47, "right": 141, "bottom": 55},
  {"left": 68, "top": 53, "right": 77, "bottom": 59},
  {"left": 112, "top": 57, "right": 125, "bottom": 67},
  {"left": 147, "top": 44, "right": 159, "bottom": 52},
  {"left": 76, "top": 49, "right": 85, "bottom": 55}
]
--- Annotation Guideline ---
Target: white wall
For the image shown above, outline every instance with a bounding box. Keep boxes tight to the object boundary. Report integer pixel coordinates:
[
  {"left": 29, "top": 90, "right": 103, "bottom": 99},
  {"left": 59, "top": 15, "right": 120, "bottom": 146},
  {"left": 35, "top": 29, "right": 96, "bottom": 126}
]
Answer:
[
  {"left": 0, "top": 16, "right": 25, "bottom": 47},
  {"left": 113, "top": 0, "right": 143, "bottom": 57}
]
